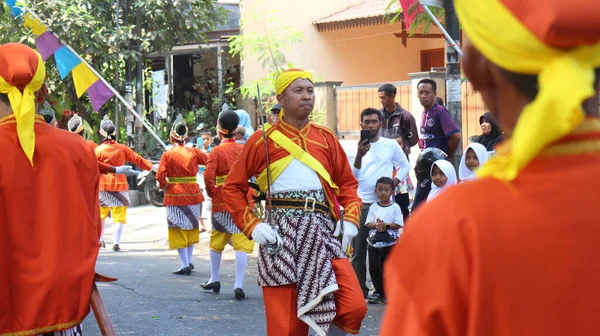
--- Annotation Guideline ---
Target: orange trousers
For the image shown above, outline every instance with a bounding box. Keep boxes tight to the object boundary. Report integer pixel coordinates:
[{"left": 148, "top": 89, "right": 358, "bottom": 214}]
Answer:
[{"left": 262, "top": 258, "right": 367, "bottom": 335}]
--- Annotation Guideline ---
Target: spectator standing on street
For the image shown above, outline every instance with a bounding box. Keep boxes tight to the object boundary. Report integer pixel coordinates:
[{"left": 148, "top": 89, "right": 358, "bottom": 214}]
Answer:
[
  {"left": 270, "top": 103, "right": 281, "bottom": 125},
  {"left": 474, "top": 112, "right": 504, "bottom": 151},
  {"left": 351, "top": 108, "right": 410, "bottom": 299},
  {"left": 235, "top": 126, "right": 246, "bottom": 144},
  {"left": 413, "top": 78, "right": 461, "bottom": 211}
]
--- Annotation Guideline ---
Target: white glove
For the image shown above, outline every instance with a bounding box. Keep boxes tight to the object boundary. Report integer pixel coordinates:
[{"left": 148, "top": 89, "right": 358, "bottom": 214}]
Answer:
[
  {"left": 152, "top": 163, "right": 159, "bottom": 172},
  {"left": 115, "top": 165, "right": 141, "bottom": 176},
  {"left": 333, "top": 220, "right": 358, "bottom": 252},
  {"left": 251, "top": 222, "right": 280, "bottom": 246}
]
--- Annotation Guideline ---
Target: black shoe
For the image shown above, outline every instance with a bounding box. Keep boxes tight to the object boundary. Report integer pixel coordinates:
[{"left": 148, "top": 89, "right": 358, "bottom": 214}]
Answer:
[
  {"left": 367, "top": 293, "right": 383, "bottom": 304},
  {"left": 189, "top": 263, "right": 195, "bottom": 271},
  {"left": 173, "top": 267, "right": 192, "bottom": 275},
  {"left": 101, "top": 241, "right": 106, "bottom": 248},
  {"left": 234, "top": 288, "right": 246, "bottom": 301},
  {"left": 112, "top": 244, "right": 120, "bottom": 252},
  {"left": 200, "top": 280, "right": 221, "bottom": 294}
]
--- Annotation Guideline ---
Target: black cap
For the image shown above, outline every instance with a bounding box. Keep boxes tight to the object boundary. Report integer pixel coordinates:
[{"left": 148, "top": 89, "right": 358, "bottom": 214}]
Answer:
[{"left": 271, "top": 103, "right": 282, "bottom": 112}]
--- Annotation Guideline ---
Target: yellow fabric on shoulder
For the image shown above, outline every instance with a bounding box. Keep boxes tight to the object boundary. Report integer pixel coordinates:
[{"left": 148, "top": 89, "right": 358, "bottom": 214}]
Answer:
[{"left": 456, "top": 0, "right": 600, "bottom": 181}]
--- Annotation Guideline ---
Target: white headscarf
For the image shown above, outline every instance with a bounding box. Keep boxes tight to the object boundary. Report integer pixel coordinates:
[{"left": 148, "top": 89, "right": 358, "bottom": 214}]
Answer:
[
  {"left": 427, "top": 160, "right": 457, "bottom": 201},
  {"left": 459, "top": 143, "right": 489, "bottom": 182}
]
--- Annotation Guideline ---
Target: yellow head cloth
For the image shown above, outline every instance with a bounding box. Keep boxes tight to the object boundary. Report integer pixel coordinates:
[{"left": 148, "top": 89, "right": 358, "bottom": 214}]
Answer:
[
  {"left": 456, "top": 0, "right": 600, "bottom": 181},
  {"left": 0, "top": 44, "right": 46, "bottom": 166}
]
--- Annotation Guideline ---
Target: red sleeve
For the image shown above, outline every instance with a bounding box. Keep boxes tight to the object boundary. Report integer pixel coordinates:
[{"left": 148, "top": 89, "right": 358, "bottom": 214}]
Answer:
[
  {"left": 203, "top": 150, "right": 217, "bottom": 198},
  {"left": 122, "top": 145, "right": 153, "bottom": 170},
  {"left": 194, "top": 148, "right": 208, "bottom": 166},
  {"left": 326, "top": 130, "right": 362, "bottom": 226},
  {"left": 155, "top": 152, "right": 168, "bottom": 189},
  {"left": 98, "top": 161, "right": 112, "bottom": 174},
  {"left": 223, "top": 132, "right": 263, "bottom": 237}
]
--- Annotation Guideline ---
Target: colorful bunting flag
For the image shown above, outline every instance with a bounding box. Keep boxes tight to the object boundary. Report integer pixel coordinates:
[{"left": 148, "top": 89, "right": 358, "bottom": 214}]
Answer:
[
  {"left": 54, "top": 46, "right": 81, "bottom": 79},
  {"left": 88, "top": 81, "right": 115, "bottom": 112},
  {"left": 399, "top": 0, "right": 424, "bottom": 29},
  {"left": 4, "top": 0, "right": 22, "bottom": 16},
  {"left": 35, "top": 32, "right": 62, "bottom": 61},
  {"left": 23, "top": 13, "right": 46, "bottom": 36},
  {"left": 72, "top": 63, "right": 99, "bottom": 98}
]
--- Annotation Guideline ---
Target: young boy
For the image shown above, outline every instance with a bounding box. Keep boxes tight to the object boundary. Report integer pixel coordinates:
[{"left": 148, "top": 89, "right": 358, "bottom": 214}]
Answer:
[{"left": 365, "top": 177, "right": 404, "bottom": 304}]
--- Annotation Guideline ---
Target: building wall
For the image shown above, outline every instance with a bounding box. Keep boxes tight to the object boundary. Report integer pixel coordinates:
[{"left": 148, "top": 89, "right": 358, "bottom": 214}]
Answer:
[{"left": 240, "top": 0, "right": 445, "bottom": 86}]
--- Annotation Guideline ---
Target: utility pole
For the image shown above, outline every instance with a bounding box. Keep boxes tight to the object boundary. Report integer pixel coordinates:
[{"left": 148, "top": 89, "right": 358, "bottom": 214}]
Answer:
[
  {"left": 444, "top": 0, "right": 462, "bottom": 168},
  {"left": 134, "top": 7, "right": 144, "bottom": 153},
  {"left": 114, "top": 0, "right": 121, "bottom": 142},
  {"left": 123, "top": 0, "right": 134, "bottom": 148}
]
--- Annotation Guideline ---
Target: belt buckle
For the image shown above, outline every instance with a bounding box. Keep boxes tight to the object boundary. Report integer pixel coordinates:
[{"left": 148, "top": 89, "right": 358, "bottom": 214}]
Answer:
[{"left": 304, "top": 197, "right": 316, "bottom": 212}]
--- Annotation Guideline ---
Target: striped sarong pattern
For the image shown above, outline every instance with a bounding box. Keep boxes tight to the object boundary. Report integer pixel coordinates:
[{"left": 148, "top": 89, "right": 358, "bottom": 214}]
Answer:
[
  {"left": 257, "top": 189, "right": 346, "bottom": 336},
  {"left": 38, "top": 324, "right": 83, "bottom": 336},
  {"left": 211, "top": 211, "right": 241, "bottom": 234},
  {"left": 99, "top": 191, "right": 130, "bottom": 207},
  {"left": 166, "top": 204, "right": 200, "bottom": 230}
]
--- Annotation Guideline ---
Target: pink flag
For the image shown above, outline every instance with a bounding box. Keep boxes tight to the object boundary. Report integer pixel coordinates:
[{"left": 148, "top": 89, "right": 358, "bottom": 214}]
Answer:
[
  {"left": 88, "top": 81, "right": 114, "bottom": 112},
  {"left": 399, "top": 0, "right": 424, "bottom": 29}
]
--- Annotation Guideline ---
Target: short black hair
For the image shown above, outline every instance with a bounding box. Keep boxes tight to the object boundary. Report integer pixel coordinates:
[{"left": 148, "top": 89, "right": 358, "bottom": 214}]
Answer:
[
  {"left": 436, "top": 96, "right": 444, "bottom": 106},
  {"left": 499, "top": 67, "right": 600, "bottom": 102},
  {"left": 417, "top": 78, "right": 437, "bottom": 92},
  {"left": 360, "top": 107, "right": 382, "bottom": 122},
  {"left": 376, "top": 176, "right": 394, "bottom": 189},
  {"left": 0, "top": 93, "right": 8, "bottom": 105},
  {"left": 201, "top": 131, "right": 213, "bottom": 137},
  {"left": 218, "top": 110, "right": 239, "bottom": 138},
  {"left": 175, "top": 124, "right": 187, "bottom": 137},
  {"left": 378, "top": 83, "right": 396, "bottom": 97}
]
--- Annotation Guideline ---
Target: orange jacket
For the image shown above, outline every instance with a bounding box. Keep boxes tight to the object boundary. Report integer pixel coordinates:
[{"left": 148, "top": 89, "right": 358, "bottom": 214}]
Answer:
[
  {"left": 222, "top": 119, "right": 361, "bottom": 237},
  {"left": 203, "top": 138, "right": 244, "bottom": 212},
  {"left": 156, "top": 145, "right": 207, "bottom": 206},
  {"left": 95, "top": 141, "right": 152, "bottom": 191},
  {"left": 0, "top": 115, "right": 100, "bottom": 335}
]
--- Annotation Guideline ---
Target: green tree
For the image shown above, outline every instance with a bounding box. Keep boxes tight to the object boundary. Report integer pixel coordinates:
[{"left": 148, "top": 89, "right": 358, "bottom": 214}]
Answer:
[
  {"left": 228, "top": 1, "right": 303, "bottom": 110},
  {"left": 0, "top": 0, "right": 226, "bottom": 142},
  {"left": 385, "top": 0, "right": 445, "bottom": 35}
]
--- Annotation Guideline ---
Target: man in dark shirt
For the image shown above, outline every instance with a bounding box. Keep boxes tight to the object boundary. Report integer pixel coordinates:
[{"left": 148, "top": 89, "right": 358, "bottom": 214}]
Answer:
[
  {"left": 412, "top": 78, "right": 461, "bottom": 211},
  {"left": 378, "top": 83, "right": 419, "bottom": 158}
]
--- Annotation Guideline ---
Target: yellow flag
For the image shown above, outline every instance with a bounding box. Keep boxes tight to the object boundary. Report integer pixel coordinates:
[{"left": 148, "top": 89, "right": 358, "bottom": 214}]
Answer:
[
  {"left": 23, "top": 13, "right": 47, "bottom": 36},
  {"left": 72, "top": 63, "right": 98, "bottom": 98}
]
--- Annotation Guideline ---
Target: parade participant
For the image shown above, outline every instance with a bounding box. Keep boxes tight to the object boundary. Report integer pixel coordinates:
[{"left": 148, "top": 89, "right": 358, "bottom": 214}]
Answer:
[
  {"left": 68, "top": 113, "right": 140, "bottom": 177},
  {"left": 96, "top": 115, "right": 153, "bottom": 251},
  {"left": 223, "top": 68, "right": 366, "bottom": 336},
  {"left": 156, "top": 115, "right": 207, "bottom": 275},
  {"left": 201, "top": 110, "right": 253, "bottom": 300},
  {"left": 381, "top": 0, "right": 600, "bottom": 334},
  {"left": 0, "top": 43, "right": 99, "bottom": 336},
  {"left": 235, "top": 109, "right": 254, "bottom": 140}
]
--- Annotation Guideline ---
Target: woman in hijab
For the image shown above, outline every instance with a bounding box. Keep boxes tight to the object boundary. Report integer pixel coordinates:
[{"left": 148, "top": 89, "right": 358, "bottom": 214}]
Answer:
[
  {"left": 458, "top": 143, "right": 489, "bottom": 182},
  {"left": 235, "top": 109, "right": 254, "bottom": 141},
  {"left": 474, "top": 112, "right": 504, "bottom": 151}
]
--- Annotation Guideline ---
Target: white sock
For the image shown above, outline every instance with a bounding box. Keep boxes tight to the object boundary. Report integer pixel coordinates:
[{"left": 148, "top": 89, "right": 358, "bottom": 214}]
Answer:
[
  {"left": 187, "top": 245, "right": 195, "bottom": 264},
  {"left": 114, "top": 223, "right": 125, "bottom": 245},
  {"left": 177, "top": 248, "right": 189, "bottom": 269},
  {"left": 208, "top": 250, "right": 222, "bottom": 283},
  {"left": 234, "top": 251, "right": 248, "bottom": 289},
  {"left": 100, "top": 219, "right": 105, "bottom": 241},
  {"left": 327, "top": 325, "right": 347, "bottom": 336}
]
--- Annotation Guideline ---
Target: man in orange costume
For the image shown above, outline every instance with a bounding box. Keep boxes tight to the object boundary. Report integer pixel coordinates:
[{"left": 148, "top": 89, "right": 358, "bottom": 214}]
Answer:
[
  {"left": 201, "top": 110, "right": 254, "bottom": 300},
  {"left": 95, "top": 115, "right": 153, "bottom": 251},
  {"left": 68, "top": 113, "right": 140, "bottom": 176},
  {"left": 0, "top": 43, "right": 100, "bottom": 335},
  {"left": 156, "top": 114, "right": 208, "bottom": 275},
  {"left": 223, "top": 69, "right": 366, "bottom": 336},
  {"left": 381, "top": 0, "right": 600, "bottom": 335}
]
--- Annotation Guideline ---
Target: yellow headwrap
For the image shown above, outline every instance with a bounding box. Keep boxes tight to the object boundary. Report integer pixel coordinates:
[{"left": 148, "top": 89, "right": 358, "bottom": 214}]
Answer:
[
  {"left": 274, "top": 68, "right": 314, "bottom": 119},
  {"left": 457, "top": 0, "right": 600, "bottom": 181},
  {"left": 0, "top": 48, "right": 46, "bottom": 166}
]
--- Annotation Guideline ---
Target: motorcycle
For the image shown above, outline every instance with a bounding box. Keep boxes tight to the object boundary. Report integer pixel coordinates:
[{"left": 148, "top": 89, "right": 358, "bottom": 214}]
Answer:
[{"left": 137, "top": 160, "right": 164, "bottom": 207}]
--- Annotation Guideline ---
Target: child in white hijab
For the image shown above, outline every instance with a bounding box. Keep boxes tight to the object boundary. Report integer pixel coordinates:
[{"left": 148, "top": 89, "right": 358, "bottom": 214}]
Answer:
[
  {"left": 427, "top": 160, "right": 457, "bottom": 201},
  {"left": 458, "top": 143, "right": 489, "bottom": 182}
]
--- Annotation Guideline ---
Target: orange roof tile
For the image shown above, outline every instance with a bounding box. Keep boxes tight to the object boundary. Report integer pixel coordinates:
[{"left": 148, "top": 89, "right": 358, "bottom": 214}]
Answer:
[{"left": 314, "top": 0, "right": 401, "bottom": 25}]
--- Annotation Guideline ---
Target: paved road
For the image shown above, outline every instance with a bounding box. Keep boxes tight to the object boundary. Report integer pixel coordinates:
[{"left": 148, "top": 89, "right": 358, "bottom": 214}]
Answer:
[{"left": 83, "top": 205, "right": 385, "bottom": 335}]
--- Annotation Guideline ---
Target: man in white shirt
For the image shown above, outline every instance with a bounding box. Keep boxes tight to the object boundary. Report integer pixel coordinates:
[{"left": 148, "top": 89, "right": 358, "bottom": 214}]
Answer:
[{"left": 350, "top": 107, "right": 410, "bottom": 298}]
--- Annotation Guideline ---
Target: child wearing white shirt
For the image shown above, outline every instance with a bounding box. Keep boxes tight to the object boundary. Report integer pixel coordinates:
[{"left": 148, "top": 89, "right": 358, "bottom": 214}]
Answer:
[{"left": 365, "top": 177, "right": 403, "bottom": 304}]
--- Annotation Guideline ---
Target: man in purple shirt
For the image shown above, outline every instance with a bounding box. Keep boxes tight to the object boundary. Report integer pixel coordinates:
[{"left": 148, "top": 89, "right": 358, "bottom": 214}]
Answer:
[{"left": 412, "top": 78, "right": 462, "bottom": 211}]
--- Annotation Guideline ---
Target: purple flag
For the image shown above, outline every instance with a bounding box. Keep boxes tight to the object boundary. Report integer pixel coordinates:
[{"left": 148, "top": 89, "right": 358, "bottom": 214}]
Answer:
[
  {"left": 35, "top": 32, "right": 62, "bottom": 61},
  {"left": 88, "top": 80, "right": 114, "bottom": 111}
]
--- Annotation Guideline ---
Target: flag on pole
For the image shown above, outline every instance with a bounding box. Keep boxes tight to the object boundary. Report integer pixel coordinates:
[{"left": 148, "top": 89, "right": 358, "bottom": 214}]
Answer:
[
  {"left": 36, "top": 32, "right": 62, "bottom": 61},
  {"left": 399, "top": 0, "right": 424, "bottom": 29}
]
